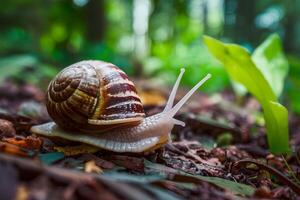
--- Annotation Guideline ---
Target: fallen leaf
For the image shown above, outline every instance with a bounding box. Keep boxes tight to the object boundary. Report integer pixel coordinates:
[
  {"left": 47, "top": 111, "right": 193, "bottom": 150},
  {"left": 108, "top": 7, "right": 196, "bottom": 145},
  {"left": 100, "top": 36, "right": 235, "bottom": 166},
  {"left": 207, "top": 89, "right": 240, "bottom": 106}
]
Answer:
[
  {"left": 103, "top": 172, "right": 181, "bottom": 200},
  {"left": 3, "top": 135, "right": 42, "bottom": 150},
  {"left": 39, "top": 152, "right": 64, "bottom": 165},
  {"left": 84, "top": 160, "right": 103, "bottom": 174},
  {"left": 54, "top": 144, "right": 99, "bottom": 156},
  {"left": 0, "top": 141, "right": 33, "bottom": 157},
  {"left": 104, "top": 171, "right": 165, "bottom": 183},
  {"left": 138, "top": 89, "right": 166, "bottom": 106},
  {"left": 174, "top": 174, "right": 255, "bottom": 196},
  {"left": 254, "top": 186, "right": 272, "bottom": 198},
  {"left": 106, "top": 155, "right": 144, "bottom": 173}
]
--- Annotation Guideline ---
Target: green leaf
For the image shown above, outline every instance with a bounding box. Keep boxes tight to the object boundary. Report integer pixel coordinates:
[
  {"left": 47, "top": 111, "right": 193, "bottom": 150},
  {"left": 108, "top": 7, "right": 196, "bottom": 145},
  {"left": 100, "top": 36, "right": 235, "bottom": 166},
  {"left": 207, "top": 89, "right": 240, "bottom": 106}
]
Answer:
[
  {"left": 144, "top": 160, "right": 255, "bottom": 196},
  {"left": 264, "top": 101, "right": 290, "bottom": 153},
  {"left": 104, "top": 172, "right": 165, "bottom": 183},
  {"left": 0, "top": 55, "right": 38, "bottom": 82},
  {"left": 203, "top": 36, "right": 290, "bottom": 153},
  {"left": 39, "top": 152, "right": 65, "bottom": 165},
  {"left": 231, "top": 80, "right": 247, "bottom": 97},
  {"left": 194, "top": 175, "right": 254, "bottom": 196},
  {"left": 103, "top": 171, "right": 181, "bottom": 200},
  {"left": 252, "top": 34, "right": 289, "bottom": 97},
  {"left": 203, "top": 36, "right": 276, "bottom": 103}
]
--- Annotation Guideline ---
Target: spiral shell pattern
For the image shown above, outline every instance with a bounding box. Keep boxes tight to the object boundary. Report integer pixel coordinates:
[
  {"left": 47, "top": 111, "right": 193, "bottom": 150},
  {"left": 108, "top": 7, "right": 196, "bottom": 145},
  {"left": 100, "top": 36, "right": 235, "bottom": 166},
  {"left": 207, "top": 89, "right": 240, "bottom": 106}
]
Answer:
[{"left": 46, "top": 60, "right": 145, "bottom": 133}]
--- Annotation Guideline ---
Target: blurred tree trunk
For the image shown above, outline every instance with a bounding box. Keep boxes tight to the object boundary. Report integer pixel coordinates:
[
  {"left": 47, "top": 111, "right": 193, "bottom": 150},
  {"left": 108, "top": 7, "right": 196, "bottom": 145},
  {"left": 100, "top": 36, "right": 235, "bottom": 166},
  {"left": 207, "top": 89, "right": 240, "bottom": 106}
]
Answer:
[
  {"left": 84, "top": 0, "right": 106, "bottom": 41},
  {"left": 224, "top": 0, "right": 258, "bottom": 46},
  {"left": 202, "top": 0, "right": 208, "bottom": 32},
  {"left": 282, "top": 0, "right": 299, "bottom": 54},
  {"left": 283, "top": 14, "right": 296, "bottom": 53}
]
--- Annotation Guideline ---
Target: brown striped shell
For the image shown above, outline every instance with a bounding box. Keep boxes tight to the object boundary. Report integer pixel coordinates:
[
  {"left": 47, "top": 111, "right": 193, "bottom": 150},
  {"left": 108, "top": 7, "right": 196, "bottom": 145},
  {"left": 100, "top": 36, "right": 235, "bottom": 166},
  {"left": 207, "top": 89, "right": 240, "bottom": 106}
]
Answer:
[{"left": 46, "top": 60, "right": 145, "bottom": 133}]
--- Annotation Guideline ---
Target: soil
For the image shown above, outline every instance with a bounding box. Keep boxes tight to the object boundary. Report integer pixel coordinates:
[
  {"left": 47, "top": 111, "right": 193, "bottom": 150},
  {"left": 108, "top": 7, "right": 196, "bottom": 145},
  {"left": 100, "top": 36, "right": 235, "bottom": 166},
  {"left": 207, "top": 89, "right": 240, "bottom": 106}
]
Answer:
[{"left": 0, "top": 80, "right": 299, "bottom": 200}]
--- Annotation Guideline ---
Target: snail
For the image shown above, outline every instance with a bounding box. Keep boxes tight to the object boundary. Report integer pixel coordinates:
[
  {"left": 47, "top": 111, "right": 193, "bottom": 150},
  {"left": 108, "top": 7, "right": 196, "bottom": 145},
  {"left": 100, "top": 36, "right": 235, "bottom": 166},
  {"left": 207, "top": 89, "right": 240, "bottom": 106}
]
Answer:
[{"left": 30, "top": 60, "right": 211, "bottom": 152}]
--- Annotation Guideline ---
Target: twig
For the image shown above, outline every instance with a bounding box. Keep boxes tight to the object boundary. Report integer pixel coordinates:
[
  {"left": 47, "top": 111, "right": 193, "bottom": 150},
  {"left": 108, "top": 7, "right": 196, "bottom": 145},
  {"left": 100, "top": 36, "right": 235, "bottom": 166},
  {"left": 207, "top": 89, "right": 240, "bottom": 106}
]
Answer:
[
  {"left": 165, "top": 143, "right": 223, "bottom": 169},
  {"left": 235, "top": 144, "right": 269, "bottom": 157},
  {"left": 295, "top": 147, "right": 300, "bottom": 167},
  {"left": 233, "top": 159, "right": 300, "bottom": 196},
  {"left": 281, "top": 155, "right": 300, "bottom": 185}
]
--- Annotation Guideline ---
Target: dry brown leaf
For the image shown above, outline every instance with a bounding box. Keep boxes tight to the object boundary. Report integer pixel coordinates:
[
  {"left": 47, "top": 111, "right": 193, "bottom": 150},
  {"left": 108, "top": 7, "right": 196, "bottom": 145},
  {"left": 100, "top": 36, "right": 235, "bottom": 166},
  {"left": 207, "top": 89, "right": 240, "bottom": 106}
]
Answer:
[
  {"left": 54, "top": 144, "right": 99, "bottom": 156},
  {"left": 138, "top": 90, "right": 166, "bottom": 106},
  {"left": 0, "top": 141, "right": 32, "bottom": 157},
  {"left": 3, "top": 135, "right": 42, "bottom": 150},
  {"left": 84, "top": 160, "right": 103, "bottom": 174},
  {"left": 106, "top": 155, "right": 144, "bottom": 172}
]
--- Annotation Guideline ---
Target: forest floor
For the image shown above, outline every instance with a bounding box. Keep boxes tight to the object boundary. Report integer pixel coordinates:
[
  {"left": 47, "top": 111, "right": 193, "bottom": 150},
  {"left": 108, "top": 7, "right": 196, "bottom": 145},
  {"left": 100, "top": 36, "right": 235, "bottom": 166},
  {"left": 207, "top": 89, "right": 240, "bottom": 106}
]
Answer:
[{"left": 0, "top": 80, "right": 299, "bottom": 200}]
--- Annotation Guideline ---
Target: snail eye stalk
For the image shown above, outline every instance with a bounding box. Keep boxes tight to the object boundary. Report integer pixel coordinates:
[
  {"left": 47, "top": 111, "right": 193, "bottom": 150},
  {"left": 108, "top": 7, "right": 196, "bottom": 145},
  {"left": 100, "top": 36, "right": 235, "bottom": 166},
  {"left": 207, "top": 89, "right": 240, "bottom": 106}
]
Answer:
[
  {"left": 163, "top": 68, "right": 185, "bottom": 113},
  {"left": 167, "top": 73, "right": 212, "bottom": 118}
]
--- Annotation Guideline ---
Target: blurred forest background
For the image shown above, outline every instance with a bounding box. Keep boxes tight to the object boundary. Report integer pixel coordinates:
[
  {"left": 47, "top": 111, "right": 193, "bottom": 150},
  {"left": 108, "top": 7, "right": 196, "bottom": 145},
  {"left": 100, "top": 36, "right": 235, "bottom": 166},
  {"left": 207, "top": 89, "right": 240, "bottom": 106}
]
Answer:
[{"left": 0, "top": 0, "right": 300, "bottom": 112}]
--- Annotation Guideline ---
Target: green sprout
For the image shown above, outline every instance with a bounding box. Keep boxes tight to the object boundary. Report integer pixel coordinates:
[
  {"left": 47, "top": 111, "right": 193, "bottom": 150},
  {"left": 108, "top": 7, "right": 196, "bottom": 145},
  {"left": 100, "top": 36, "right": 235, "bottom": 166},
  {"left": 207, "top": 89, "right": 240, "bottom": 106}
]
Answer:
[{"left": 204, "top": 35, "right": 290, "bottom": 154}]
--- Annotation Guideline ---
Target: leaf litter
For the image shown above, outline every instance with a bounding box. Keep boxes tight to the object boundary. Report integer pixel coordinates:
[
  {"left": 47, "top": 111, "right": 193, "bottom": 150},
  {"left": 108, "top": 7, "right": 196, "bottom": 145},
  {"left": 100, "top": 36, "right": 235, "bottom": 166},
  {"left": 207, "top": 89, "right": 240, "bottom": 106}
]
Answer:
[{"left": 0, "top": 81, "right": 300, "bottom": 199}]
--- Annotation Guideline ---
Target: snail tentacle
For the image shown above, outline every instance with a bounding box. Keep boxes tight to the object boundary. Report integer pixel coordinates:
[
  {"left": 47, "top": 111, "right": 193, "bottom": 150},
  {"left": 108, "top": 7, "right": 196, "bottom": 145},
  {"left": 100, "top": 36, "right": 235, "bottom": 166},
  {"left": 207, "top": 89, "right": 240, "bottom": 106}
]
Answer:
[
  {"left": 163, "top": 68, "right": 185, "bottom": 112},
  {"left": 166, "top": 73, "right": 212, "bottom": 118}
]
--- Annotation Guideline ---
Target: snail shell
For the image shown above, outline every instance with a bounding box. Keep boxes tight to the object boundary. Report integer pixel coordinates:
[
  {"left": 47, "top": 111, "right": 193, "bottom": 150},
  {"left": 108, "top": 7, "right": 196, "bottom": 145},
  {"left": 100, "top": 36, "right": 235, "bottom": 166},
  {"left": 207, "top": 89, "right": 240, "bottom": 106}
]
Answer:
[{"left": 46, "top": 60, "right": 145, "bottom": 133}]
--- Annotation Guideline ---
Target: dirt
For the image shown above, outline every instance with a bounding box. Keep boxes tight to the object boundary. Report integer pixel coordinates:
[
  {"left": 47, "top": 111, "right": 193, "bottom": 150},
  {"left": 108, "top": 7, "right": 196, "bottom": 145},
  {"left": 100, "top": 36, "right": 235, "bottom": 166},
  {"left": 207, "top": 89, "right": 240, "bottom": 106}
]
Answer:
[{"left": 0, "top": 81, "right": 299, "bottom": 200}]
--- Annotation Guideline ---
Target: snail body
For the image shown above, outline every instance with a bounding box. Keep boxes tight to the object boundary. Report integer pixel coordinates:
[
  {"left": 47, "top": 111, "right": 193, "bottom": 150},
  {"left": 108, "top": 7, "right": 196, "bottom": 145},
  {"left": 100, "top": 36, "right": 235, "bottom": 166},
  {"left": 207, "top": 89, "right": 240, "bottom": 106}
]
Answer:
[{"left": 30, "top": 60, "right": 211, "bottom": 152}]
